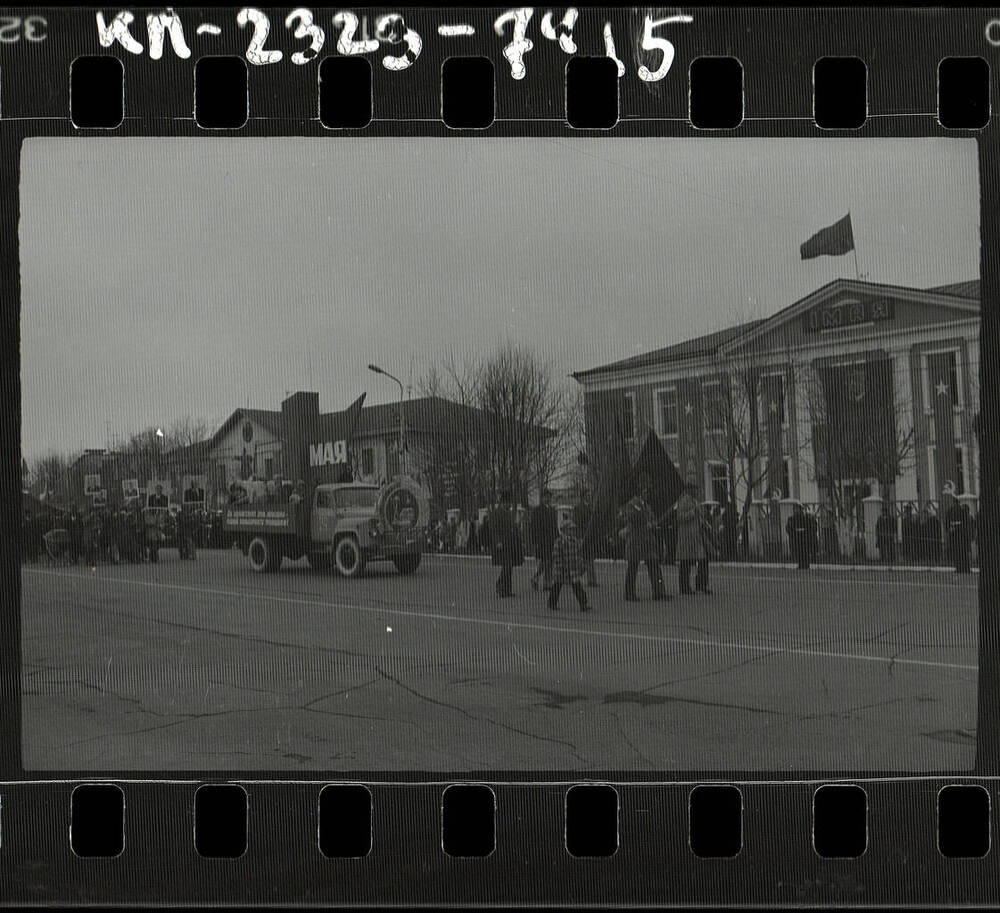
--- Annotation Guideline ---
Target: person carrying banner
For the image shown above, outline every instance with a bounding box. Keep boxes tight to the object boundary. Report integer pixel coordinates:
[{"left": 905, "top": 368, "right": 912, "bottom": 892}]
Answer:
[
  {"left": 548, "top": 517, "right": 591, "bottom": 613},
  {"left": 622, "top": 485, "right": 668, "bottom": 602},
  {"left": 676, "top": 482, "right": 711, "bottom": 594}
]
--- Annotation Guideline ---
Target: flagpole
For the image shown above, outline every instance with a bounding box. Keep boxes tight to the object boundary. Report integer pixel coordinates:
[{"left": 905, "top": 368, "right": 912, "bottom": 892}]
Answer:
[{"left": 852, "top": 246, "right": 860, "bottom": 281}]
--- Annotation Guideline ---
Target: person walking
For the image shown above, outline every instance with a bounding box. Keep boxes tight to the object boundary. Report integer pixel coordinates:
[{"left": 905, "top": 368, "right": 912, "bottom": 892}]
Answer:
[
  {"left": 571, "top": 488, "right": 598, "bottom": 587},
  {"left": 786, "top": 502, "right": 811, "bottom": 570},
  {"left": 490, "top": 490, "right": 522, "bottom": 598},
  {"left": 622, "top": 485, "right": 668, "bottom": 601},
  {"left": 676, "top": 482, "right": 711, "bottom": 594},
  {"left": 548, "top": 517, "right": 591, "bottom": 613},
  {"left": 946, "top": 499, "right": 971, "bottom": 573},
  {"left": 529, "top": 489, "right": 558, "bottom": 592},
  {"left": 875, "top": 503, "right": 896, "bottom": 565}
]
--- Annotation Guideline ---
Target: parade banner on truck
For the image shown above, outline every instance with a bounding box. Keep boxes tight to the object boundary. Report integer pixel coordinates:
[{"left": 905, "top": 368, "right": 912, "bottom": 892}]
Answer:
[{"left": 223, "top": 508, "right": 294, "bottom": 530}]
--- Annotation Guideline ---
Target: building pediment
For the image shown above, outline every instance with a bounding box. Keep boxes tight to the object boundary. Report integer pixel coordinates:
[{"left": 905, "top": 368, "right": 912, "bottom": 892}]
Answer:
[{"left": 721, "top": 279, "right": 979, "bottom": 354}]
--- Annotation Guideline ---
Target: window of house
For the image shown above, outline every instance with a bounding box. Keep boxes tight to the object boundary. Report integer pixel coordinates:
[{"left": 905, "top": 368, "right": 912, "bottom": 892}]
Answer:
[
  {"left": 760, "top": 373, "right": 786, "bottom": 425},
  {"left": 622, "top": 392, "right": 636, "bottom": 440},
  {"left": 264, "top": 457, "right": 274, "bottom": 479},
  {"left": 780, "top": 459, "right": 791, "bottom": 499},
  {"left": 955, "top": 446, "right": 966, "bottom": 495},
  {"left": 708, "top": 461, "right": 729, "bottom": 504},
  {"left": 361, "top": 447, "right": 375, "bottom": 476},
  {"left": 703, "top": 381, "right": 725, "bottom": 432},
  {"left": 654, "top": 388, "right": 678, "bottom": 437}
]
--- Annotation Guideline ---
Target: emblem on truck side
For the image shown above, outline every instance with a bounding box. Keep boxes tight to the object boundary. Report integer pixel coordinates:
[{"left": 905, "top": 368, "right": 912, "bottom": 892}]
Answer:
[{"left": 376, "top": 477, "right": 430, "bottom": 532}]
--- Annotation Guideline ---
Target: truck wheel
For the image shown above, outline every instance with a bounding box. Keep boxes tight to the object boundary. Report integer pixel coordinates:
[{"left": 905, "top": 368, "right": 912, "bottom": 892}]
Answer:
[
  {"left": 334, "top": 537, "right": 366, "bottom": 578},
  {"left": 307, "top": 552, "right": 332, "bottom": 571},
  {"left": 248, "top": 536, "right": 281, "bottom": 573},
  {"left": 392, "top": 553, "right": 421, "bottom": 575}
]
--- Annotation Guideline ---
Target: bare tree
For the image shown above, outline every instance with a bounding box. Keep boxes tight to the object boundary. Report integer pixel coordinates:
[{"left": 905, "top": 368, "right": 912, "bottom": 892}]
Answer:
[
  {"left": 417, "top": 343, "right": 564, "bottom": 509},
  {"left": 700, "top": 338, "right": 799, "bottom": 554},
  {"left": 29, "top": 450, "right": 78, "bottom": 500},
  {"left": 164, "top": 415, "right": 211, "bottom": 450},
  {"left": 801, "top": 356, "right": 915, "bottom": 521},
  {"left": 475, "top": 342, "right": 563, "bottom": 507}
]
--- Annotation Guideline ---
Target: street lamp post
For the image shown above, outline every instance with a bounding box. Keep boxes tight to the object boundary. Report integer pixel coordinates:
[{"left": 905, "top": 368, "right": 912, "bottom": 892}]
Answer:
[{"left": 368, "top": 364, "right": 406, "bottom": 476}]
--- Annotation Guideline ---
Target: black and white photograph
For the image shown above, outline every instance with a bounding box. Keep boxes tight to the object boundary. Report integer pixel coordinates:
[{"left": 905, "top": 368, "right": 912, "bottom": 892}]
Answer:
[{"left": 19, "top": 136, "right": 981, "bottom": 773}]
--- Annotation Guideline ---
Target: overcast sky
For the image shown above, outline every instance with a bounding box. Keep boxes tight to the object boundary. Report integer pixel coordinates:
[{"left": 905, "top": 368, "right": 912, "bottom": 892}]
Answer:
[{"left": 19, "top": 137, "right": 979, "bottom": 461}]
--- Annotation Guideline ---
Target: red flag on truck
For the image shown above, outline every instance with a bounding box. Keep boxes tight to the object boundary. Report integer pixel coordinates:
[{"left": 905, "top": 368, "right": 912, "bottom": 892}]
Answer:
[{"left": 800, "top": 213, "right": 855, "bottom": 260}]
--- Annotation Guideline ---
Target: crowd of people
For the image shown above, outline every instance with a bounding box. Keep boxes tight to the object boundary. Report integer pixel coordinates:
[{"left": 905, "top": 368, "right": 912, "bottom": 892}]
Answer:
[
  {"left": 21, "top": 503, "right": 229, "bottom": 566},
  {"left": 483, "top": 480, "right": 728, "bottom": 610}
]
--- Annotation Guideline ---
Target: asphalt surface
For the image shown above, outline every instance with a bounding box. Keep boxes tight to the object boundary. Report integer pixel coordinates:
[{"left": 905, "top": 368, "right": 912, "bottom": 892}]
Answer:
[{"left": 21, "top": 550, "right": 978, "bottom": 772}]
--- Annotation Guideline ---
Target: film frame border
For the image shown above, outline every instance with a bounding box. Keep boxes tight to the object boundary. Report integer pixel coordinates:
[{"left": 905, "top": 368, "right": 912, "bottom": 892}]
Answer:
[{"left": 1, "top": 4, "right": 997, "bottom": 906}]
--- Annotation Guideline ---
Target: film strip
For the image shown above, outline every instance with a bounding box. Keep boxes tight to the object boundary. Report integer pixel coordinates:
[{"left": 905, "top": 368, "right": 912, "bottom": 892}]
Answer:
[{"left": 3, "top": 4, "right": 999, "bottom": 906}]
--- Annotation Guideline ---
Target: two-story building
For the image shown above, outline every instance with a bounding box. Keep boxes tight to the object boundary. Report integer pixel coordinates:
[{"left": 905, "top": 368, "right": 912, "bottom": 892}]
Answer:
[{"left": 572, "top": 278, "right": 980, "bottom": 512}]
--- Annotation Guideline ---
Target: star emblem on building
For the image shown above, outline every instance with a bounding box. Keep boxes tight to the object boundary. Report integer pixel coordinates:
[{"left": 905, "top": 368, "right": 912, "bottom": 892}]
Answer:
[
  {"left": 769, "top": 400, "right": 778, "bottom": 413},
  {"left": 935, "top": 380, "right": 949, "bottom": 397},
  {"left": 684, "top": 402, "right": 693, "bottom": 415}
]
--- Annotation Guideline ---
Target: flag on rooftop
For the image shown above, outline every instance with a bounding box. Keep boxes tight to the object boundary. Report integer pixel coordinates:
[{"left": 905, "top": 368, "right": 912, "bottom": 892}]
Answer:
[{"left": 800, "top": 213, "right": 855, "bottom": 260}]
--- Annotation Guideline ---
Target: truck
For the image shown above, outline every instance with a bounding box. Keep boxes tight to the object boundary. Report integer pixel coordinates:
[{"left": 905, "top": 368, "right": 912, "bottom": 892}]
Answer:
[{"left": 224, "top": 477, "right": 428, "bottom": 577}]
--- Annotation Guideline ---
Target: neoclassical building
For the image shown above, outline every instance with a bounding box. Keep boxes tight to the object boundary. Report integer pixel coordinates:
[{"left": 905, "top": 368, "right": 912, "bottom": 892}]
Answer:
[{"left": 572, "top": 278, "right": 980, "bottom": 510}]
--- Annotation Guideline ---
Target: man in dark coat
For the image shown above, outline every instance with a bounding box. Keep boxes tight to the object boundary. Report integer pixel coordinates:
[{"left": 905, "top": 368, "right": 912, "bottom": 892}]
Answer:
[
  {"left": 571, "top": 487, "right": 598, "bottom": 587},
  {"left": 875, "top": 503, "right": 896, "bottom": 565},
  {"left": 675, "top": 482, "right": 709, "bottom": 594},
  {"left": 529, "top": 489, "right": 559, "bottom": 592},
  {"left": 489, "top": 490, "right": 522, "bottom": 598},
  {"left": 900, "top": 505, "right": 916, "bottom": 561},
  {"left": 786, "top": 502, "right": 811, "bottom": 570},
  {"left": 621, "top": 485, "right": 668, "bottom": 601},
  {"left": 946, "top": 499, "right": 972, "bottom": 573},
  {"left": 923, "top": 507, "right": 942, "bottom": 564}
]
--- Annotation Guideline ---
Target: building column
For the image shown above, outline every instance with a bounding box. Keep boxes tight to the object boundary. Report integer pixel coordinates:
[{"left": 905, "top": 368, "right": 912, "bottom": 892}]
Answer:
[
  {"left": 790, "top": 359, "right": 820, "bottom": 503},
  {"left": 888, "top": 345, "right": 919, "bottom": 503}
]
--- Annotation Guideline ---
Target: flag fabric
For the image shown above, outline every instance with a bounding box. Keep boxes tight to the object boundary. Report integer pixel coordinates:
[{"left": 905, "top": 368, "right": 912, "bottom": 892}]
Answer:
[
  {"left": 800, "top": 213, "right": 855, "bottom": 260},
  {"left": 632, "top": 426, "right": 685, "bottom": 518},
  {"left": 927, "top": 352, "right": 959, "bottom": 498},
  {"left": 761, "top": 373, "right": 785, "bottom": 497},
  {"left": 586, "top": 412, "right": 633, "bottom": 554}
]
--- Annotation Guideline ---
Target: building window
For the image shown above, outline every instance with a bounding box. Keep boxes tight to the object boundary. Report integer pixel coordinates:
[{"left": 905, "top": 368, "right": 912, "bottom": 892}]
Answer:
[
  {"left": 760, "top": 373, "right": 786, "bottom": 426},
  {"left": 264, "top": 456, "right": 274, "bottom": 479},
  {"left": 622, "top": 392, "right": 636, "bottom": 441},
  {"left": 707, "top": 461, "right": 729, "bottom": 504},
  {"left": 654, "top": 388, "right": 678, "bottom": 437},
  {"left": 948, "top": 352, "right": 961, "bottom": 408},
  {"left": 780, "top": 459, "right": 791, "bottom": 499},
  {"left": 361, "top": 447, "right": 375, "bottom": 476},
  {"left": 955, "top": 446, "right": 966, "bottom": 496},
  {"left": 703, "top": 381, "right": 725, "bottom": 432}
]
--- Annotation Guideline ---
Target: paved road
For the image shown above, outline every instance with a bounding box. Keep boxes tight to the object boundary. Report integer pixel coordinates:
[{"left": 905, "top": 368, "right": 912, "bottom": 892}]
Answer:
[{"left": 21, "top": 551, "right": 978, "bottom": 772}]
